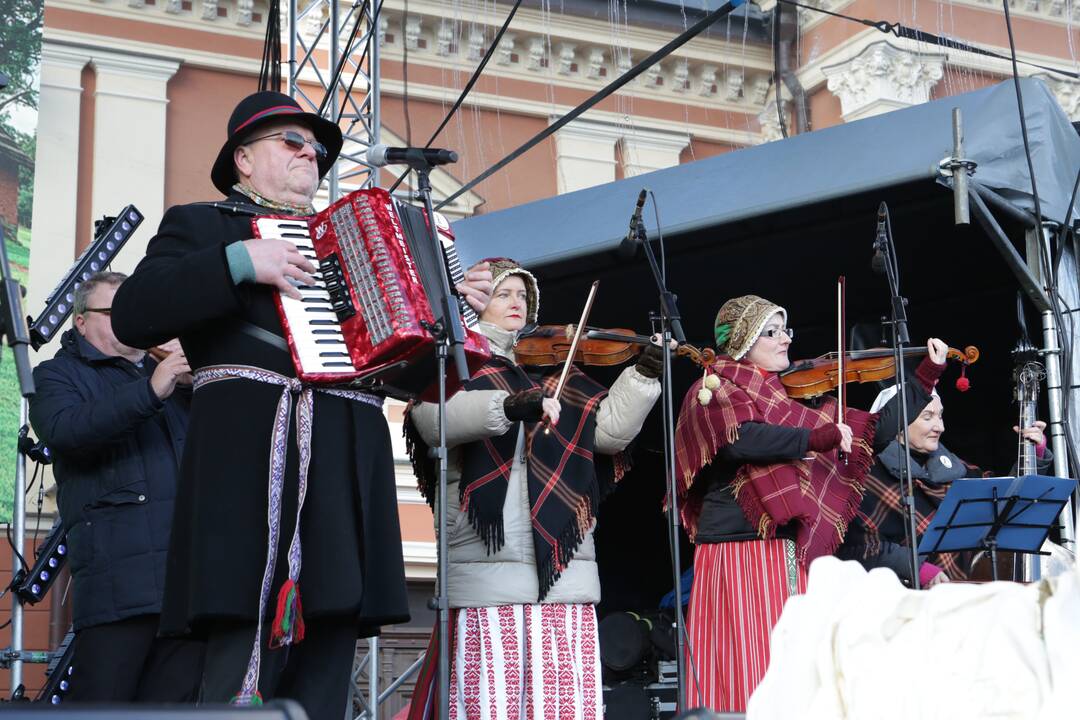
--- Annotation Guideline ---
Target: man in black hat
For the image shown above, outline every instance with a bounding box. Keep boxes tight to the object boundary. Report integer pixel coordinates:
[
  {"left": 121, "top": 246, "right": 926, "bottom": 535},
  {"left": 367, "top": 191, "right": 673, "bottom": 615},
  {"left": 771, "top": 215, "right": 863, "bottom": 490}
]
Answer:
[{"left": 111, "top": 91, "right": 492, "bottom": 716}]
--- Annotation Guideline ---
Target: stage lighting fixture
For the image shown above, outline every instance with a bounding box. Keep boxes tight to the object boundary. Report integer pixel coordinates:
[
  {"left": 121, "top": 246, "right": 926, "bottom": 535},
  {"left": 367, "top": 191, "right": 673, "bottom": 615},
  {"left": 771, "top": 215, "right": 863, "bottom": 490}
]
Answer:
[
  {"left": 29, "top": 206, "right": 143, "bottom": 350},
  {"left": 14, "top": 519, "right": 68, "bottom": 605},
  {"left": 35, "top": 629, "right": 75, "bottom": 704}
]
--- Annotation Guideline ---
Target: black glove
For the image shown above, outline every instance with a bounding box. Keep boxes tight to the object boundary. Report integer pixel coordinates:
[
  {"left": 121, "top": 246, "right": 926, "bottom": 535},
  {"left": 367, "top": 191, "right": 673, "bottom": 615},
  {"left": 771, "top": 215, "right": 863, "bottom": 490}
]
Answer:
[
  {"left": 503, "top": 388, "right": 546, "bottom": 422},
  {"left": 635, "top": 343, "right": 664, "bottom": 379}
]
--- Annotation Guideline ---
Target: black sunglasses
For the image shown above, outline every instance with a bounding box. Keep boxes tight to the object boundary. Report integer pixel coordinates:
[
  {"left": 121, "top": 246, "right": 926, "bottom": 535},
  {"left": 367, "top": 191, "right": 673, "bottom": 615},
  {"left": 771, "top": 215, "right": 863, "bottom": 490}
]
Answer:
[
  {"left": 246, "top": 130, "right": 328, "bottom": 159},
  {"left": 83, "top": 307, "right": 112, "bottom": 316}
]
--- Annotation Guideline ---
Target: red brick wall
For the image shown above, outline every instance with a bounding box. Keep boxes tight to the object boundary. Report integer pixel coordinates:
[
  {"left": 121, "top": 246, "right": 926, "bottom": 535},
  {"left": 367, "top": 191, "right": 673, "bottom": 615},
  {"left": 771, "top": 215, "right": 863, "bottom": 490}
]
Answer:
[{"left": 0, "top": 165, "right": 19, "bottom": 230}]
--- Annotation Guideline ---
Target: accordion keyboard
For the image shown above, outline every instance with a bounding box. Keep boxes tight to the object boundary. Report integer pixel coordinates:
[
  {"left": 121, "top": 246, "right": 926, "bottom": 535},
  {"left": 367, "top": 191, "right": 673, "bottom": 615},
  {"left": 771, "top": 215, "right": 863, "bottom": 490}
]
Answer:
[{"left": 254, "top": 217, "right": 359, "bottom": 376}]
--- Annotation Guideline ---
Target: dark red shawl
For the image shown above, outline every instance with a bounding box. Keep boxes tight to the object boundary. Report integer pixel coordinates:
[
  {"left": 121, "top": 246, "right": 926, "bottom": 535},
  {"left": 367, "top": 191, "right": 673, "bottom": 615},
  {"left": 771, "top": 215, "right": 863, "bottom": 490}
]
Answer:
[{"left": 674, "top": 358, "right": 877, "bottom": 565}]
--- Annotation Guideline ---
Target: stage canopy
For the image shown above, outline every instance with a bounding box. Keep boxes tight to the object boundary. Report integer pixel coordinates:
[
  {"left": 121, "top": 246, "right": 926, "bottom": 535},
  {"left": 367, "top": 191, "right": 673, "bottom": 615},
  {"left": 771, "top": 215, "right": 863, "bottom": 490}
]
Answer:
[
  {"left": 449, "top": 79, "right": 1080, "bottom": 610},
  {"left": 453, "top": 78, "right": 1080, "bottom": 271}
]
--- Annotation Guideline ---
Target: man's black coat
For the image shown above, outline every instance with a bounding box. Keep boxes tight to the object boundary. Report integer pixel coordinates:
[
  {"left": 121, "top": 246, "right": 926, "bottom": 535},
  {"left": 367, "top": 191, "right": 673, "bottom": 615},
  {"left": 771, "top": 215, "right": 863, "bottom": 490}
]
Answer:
[
  {"left": 30, "top": 329, "right": 189, "bottom": 631},
  {"left": 111, "top": 193, "right": 409, "bottom": 637}
]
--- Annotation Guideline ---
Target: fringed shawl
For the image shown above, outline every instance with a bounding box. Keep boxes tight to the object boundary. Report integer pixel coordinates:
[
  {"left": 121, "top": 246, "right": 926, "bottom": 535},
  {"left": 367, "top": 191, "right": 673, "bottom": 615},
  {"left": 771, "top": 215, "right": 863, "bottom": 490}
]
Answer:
[
  {"left": 406, "top": 357, "right": 628, "bottom": 600},
  {"left": 674, "top": 358, "right": 877, "bottom": 566}
]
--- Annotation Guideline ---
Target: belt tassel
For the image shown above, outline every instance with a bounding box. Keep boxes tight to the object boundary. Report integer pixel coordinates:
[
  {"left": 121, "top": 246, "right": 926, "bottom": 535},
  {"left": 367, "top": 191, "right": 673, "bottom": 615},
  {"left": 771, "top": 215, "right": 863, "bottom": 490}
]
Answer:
[{"left": 270, "top": 578, "right": 306, "bottom": 648}]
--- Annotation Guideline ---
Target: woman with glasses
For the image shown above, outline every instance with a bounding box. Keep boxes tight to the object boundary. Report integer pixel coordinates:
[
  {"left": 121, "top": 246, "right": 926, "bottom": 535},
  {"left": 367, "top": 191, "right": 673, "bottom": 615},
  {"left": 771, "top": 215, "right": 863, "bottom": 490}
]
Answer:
[
  {"left": 403, "top": 259, "right": 665, "bottom": 719},
  {"left": 672, "top": 294, "right": 877, "bottom": 713}
]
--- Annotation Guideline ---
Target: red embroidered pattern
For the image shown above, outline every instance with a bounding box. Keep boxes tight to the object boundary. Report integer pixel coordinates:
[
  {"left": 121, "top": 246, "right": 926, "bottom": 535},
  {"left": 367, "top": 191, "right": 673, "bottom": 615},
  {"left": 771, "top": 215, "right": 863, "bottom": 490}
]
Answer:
[
  {"left": 555, "top": 606, "right": 575, "bottom": 713},
  {"left": 541, "top": 606, "right": 557, "bottom": 720},
  {"left": 499, "top": 605, "right": 522, "bottom": 720},
  {"left": 480, "top": 609, "right": 498, "bottom": 717},
  {"left": 524, "top": 606, "right": 535, "bottom": 719},
  {"left": 581, "top": 607, "right": 600, "bottom": 720},
  {"left": 461, "top": 610, "right": 483, "bottom": 718}
]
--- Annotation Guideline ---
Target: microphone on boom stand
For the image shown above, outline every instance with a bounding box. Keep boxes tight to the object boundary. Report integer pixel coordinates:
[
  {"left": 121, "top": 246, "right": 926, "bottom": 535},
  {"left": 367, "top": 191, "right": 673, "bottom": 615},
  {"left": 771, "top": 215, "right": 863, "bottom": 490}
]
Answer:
[
  {"left": 871, "top": 202, "right": 888, "bottom": 275},
  {"left": 617, "top": 189, "right": 649, "bottom": 259}
]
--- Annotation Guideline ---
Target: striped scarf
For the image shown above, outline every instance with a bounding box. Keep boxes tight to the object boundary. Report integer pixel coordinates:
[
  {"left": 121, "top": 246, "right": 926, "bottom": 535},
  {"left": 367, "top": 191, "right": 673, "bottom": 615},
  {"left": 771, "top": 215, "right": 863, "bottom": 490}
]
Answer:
[
  {"left": 407, "top": 357, "right": 626, "bottom": 600},
  {"left": 674, "top": 358, "right": 876, "bottom": 565}
]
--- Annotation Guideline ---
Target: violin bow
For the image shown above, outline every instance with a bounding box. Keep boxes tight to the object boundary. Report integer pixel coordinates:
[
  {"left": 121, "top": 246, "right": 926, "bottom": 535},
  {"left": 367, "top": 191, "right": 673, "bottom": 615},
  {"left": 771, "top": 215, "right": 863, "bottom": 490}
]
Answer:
[
  {"left": 837, "top": 276, "right": 848, "bottom": 463},
  {"left": 552, "top": 280, "right": 600, "bottom": 402}
]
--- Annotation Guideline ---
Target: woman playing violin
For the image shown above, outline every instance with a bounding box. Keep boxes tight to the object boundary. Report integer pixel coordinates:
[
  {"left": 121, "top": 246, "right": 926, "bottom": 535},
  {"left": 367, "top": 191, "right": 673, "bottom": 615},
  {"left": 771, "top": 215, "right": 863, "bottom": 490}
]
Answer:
[
  {"left": 404, "top": 258, "right": 663, "bottom": 719},
  {"left": 836, "top": 338, "right": 1053, "bottom": 586},
  {"left": 672, "top": 294, "right": 877, "bottom": 713}
]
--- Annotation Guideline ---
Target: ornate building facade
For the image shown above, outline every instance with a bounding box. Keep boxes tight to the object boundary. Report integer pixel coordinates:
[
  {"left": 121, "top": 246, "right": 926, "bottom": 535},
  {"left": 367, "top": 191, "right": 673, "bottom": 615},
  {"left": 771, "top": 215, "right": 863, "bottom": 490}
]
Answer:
[{"left": 13, "top": 0, "right": 1080, "bottom": 700}]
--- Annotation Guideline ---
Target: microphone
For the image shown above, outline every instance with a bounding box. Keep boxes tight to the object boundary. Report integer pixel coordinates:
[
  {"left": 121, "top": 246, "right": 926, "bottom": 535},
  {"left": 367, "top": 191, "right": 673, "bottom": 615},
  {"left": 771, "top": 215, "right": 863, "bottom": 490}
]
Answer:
[
  {"left": 365, "top": 144, "right": 459, "bottom": 168},
  {"left": 617, "top": 189, "right": 649, "bottom": 259},
  {"left": 871, "top": 203, "right": 888, "bottom": 275}
]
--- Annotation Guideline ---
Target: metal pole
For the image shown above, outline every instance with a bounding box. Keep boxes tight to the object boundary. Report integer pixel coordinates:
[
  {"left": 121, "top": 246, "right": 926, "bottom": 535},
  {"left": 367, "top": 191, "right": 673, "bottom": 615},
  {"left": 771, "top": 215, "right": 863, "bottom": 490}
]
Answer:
[
  {"left": 369, "top": 2, "right": 381, "bottom": 189},
  {"left": 368, "top": 636, "right": 379, "bottom": 720},
  {"left": 1028, "top": 225, "right": 1077, "bottom": 550},
  {"left": 951, "top": 108, "right": 970, "bottom": 225},
  {"left": 1042, "top": 308, "right": 1076, "bottom": 548},
  {"left": 288, "top": 0, "right": 298, "bottom": 96},
  {"left": 328, "top": 0, "right": 340, "bottom": 201},
  {"left": 10, "top": 398, "right": 27, "bottom": 693}
]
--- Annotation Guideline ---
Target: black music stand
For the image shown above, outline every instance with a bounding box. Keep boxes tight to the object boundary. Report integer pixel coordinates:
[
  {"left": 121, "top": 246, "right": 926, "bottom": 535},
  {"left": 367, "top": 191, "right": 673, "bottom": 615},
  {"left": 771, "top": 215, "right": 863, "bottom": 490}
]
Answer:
[{"left": 918, "top": 475, "right": 1076, "bottom": 581}]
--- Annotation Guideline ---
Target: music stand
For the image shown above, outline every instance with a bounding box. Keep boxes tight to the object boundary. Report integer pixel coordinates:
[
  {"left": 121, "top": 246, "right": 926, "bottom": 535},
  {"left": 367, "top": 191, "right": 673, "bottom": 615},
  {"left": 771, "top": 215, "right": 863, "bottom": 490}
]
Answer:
[{"left": 918, "top": 475, "right": 1076, "bottom": 581}]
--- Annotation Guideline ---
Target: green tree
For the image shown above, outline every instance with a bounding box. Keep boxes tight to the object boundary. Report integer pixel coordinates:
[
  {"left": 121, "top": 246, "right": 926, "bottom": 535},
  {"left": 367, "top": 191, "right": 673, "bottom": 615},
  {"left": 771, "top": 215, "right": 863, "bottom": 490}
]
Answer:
[
  {"left": 16, "top": 131, "right": 34, "bottom": 227},
  {"left": 0, "top": 0, "right": 44, "bottom": 115}
]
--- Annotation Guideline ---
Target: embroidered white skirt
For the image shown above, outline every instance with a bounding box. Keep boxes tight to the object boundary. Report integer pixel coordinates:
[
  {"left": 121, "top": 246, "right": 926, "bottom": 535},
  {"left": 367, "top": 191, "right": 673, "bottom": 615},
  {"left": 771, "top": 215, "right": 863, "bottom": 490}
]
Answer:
[{"left": 448, "top": 603, "right": 602, "bottom": 720}]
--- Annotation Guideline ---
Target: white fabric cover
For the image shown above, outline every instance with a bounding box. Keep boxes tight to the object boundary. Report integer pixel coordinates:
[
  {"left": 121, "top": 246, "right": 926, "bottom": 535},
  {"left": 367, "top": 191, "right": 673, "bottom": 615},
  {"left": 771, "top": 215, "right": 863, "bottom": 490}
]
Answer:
[{"left": 748, "top": 556, "right": 1080, "bottom": 720}]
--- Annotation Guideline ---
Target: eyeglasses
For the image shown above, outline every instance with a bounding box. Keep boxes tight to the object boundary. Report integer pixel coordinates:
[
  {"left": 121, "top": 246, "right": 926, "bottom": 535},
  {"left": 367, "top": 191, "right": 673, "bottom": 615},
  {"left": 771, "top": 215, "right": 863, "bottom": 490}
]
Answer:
[
  {"left": 759, "top": 327, "right": 794, "bottom": 340},
  {"left": 245, "top": 130, "right": 328, "bottom": 159},
  {"left": 82, "top": 307, "right": 112, "bottom": 316}
]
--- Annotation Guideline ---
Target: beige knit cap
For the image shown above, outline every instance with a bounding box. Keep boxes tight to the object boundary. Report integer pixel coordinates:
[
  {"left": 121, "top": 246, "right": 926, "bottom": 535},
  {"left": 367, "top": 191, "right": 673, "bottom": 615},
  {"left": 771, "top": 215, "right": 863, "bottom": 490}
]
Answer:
[{"left": 713, "top": 294, "right": 787, "bottom": 361}]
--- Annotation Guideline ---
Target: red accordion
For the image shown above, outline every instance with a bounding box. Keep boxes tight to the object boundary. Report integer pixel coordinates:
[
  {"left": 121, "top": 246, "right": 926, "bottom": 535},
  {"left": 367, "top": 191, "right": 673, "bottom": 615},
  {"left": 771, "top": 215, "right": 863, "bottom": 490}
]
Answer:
[{"left": 253, "top": 187, "right": 490, "bottom": 397}]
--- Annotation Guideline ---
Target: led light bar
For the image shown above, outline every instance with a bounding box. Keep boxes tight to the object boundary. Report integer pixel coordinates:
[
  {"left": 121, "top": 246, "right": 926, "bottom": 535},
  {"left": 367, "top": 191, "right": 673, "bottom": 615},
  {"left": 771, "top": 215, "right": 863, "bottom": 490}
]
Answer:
[{"left": 29, "top": 206, "right": 143, "bottom": 350}]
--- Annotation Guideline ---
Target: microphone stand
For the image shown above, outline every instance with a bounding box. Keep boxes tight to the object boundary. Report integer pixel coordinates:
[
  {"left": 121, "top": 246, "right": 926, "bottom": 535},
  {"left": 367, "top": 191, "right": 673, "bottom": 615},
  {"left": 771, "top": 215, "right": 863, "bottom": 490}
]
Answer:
[
  {"left": 875, "top": 204, "right": 922, "bottom": 589},
  {"left": 407, "top": 158, "right": 470, "bottom": 716},
  {"left": 0, "top": 226, "right": 34, "bottom": 695},
  {"left": 632, "top": 197, "right": 690, "bottom": 702}
]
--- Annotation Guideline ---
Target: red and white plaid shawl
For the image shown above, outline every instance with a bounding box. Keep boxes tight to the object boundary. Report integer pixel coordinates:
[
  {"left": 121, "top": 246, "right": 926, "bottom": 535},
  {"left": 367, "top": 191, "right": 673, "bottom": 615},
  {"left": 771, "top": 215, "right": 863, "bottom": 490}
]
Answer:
[{"left": 674, "top": 358, "right": 876, "bottom": 566}]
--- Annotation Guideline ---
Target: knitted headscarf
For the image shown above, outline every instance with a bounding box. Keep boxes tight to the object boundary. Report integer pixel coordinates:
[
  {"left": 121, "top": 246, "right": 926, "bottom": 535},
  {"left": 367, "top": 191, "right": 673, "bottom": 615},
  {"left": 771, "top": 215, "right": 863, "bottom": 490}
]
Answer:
[
  {"left": 483, "top": 257, "right": 540, "bottom": 324},
  {"left": 713, "top": 295, "right": 787, "bottom": 361}
]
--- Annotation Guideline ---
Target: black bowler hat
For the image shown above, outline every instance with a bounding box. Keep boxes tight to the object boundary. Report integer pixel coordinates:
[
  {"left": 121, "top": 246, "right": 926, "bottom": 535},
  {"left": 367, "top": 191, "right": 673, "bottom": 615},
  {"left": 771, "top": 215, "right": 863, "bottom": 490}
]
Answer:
[{"left": 210, "top": 91, "right": 344, "bottom": 196}]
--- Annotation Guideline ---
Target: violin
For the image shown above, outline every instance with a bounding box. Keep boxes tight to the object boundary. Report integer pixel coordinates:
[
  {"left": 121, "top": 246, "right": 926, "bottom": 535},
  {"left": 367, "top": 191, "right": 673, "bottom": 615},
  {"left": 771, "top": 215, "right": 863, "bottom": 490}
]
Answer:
[
  {"left": 515, "top": 325, "right": 644, "bottom": 367},
  {"left": 514, "top": 325, "right": 718, "bottom": 369},
  {"left": 779, "top": 345, "right": 980, "bottom": 399}
]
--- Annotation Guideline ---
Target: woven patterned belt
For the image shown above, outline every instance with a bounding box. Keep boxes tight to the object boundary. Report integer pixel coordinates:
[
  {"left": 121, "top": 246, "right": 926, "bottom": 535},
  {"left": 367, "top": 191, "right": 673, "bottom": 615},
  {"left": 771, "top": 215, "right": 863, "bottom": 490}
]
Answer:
[{"left": 194, "top": 364, "right": 382, "bottom": 705}]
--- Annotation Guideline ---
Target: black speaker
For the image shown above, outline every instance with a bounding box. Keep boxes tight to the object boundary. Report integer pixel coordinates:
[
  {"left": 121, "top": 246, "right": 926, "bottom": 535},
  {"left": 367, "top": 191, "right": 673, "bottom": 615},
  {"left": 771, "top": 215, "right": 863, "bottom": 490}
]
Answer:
[{"left": 0, "top": 700, "right": 308, "bottom": 718}]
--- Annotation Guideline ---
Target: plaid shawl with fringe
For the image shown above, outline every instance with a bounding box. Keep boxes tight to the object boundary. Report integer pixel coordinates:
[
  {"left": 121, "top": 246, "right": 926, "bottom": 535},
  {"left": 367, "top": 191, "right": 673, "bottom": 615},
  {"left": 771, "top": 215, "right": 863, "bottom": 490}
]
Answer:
[
  {"left": 405, "top": 357, "right": 626, "bottom": 601},
  {"left": 673, "top": 358, "right": 877, "bottom": 566},
  {"left": 855, "top": 449, "right": 973, "bottom": 581}
]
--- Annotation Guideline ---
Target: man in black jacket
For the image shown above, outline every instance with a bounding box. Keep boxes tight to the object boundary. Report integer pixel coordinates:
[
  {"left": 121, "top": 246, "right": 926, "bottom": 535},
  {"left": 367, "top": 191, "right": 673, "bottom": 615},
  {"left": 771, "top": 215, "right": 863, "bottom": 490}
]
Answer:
[
  {"left": 29, "top": 270, "right": 200, "bottom": 701},
  {"left": 110, "top": 92, "right": 492, "bottom": 717}
]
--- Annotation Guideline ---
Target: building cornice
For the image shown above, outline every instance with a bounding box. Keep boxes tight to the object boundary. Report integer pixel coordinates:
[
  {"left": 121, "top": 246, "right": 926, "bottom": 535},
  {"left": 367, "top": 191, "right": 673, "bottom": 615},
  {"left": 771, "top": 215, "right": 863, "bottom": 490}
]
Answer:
[
  {"left": 377, "top": 78, "right": 762, "bottom": 147},
  {"left": 48, "top": 0, "right": 266, "bottom": 39},
  {"left": 798, "top": 25, "right": 1080, "bottom": 93},
  {"left": 44, "top": 25, "right": 262, "bottom": 74}
]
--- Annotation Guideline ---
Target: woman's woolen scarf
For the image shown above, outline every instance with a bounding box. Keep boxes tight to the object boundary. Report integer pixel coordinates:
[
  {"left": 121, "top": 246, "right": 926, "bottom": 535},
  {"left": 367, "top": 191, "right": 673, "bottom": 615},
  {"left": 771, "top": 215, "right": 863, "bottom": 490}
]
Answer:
[
  {"left": 674, "top": 358, "right": 877, "bottom": 565},
  {"left": 406, "top": 356, "right": 626, "bottom": 600},
  {"left": 856, "top": 443, "right": 972, "bottom": 580}
]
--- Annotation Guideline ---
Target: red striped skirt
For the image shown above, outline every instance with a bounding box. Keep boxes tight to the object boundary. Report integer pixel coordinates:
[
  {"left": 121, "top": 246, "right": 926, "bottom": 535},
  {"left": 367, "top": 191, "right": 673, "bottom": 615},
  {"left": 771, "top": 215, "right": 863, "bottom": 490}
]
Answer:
[{"left": 683, "top": 538, "right": 806, "bottom": 713}]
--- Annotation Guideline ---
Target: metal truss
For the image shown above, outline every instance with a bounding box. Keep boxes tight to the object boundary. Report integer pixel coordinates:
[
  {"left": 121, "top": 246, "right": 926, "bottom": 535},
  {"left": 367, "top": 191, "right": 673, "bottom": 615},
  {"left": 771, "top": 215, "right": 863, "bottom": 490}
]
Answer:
[{"left": 287, "top": 0, "right": 382, "bottom": 199}]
